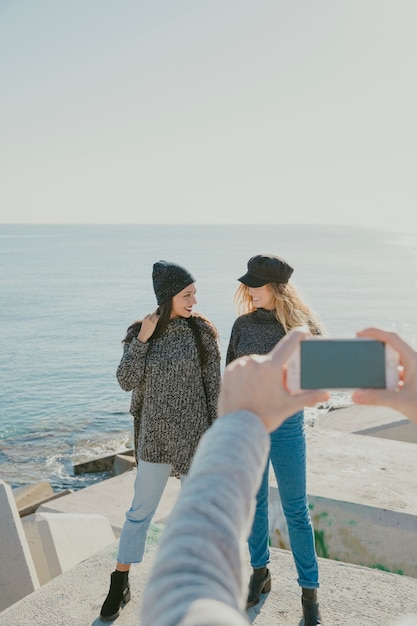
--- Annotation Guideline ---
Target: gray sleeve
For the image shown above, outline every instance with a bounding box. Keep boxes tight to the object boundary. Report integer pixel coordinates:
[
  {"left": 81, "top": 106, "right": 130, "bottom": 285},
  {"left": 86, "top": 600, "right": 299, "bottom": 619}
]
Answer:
[
  {"left": 140, "top": 410, "right": 270, "bottom": 626},
  {"left": 225, "top": 319, "right": 239, "bottom": 365},
  {"left": 116, "top": 338, "right": 149, "bottom": 391},
  {"left": 201, "top": 333, "right": 221, "bottom": 425}
]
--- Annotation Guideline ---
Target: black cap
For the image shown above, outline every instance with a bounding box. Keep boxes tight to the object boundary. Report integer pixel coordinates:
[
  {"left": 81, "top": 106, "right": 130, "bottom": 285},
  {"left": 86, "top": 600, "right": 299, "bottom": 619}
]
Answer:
[
  {"left": 152, "top": 260, "right": 195, "bottom": 305},
  {"left": 238, "top": 254, "right": 294, "bottom": 287}
]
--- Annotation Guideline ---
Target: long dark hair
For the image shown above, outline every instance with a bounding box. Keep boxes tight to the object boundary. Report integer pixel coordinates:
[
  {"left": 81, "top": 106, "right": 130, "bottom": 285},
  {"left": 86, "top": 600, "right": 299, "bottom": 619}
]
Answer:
[
  {"left": 123, "top": 300, "right": 215, "bottom": 368},
  {"left": 186, "top": 315, "right": 207, "bottom": 366}
]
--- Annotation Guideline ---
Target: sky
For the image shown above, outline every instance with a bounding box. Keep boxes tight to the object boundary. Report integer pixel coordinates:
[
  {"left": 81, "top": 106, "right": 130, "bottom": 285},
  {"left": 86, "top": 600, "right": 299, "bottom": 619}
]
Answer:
[{"left": 1, "top": 0, "right": 417, "bottom": 226}]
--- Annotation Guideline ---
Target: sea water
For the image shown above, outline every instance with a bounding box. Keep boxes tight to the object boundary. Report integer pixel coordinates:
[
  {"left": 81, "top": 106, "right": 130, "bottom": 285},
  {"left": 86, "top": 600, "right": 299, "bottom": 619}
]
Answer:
[{"left": 1, "top": 224, "right": 416, "bottom": 491}]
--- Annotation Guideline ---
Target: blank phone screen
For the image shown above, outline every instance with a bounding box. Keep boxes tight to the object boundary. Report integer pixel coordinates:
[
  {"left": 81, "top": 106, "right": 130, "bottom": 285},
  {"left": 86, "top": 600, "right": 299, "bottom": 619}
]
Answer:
[{"left": 300, "top": 340, "right": 386, "bottom": 389}]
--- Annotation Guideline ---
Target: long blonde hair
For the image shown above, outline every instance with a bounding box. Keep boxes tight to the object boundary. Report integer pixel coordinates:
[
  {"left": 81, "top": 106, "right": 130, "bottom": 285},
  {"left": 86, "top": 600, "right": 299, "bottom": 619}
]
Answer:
[{"left": 235, "top": 282, "right": 323, "bottom": 335}]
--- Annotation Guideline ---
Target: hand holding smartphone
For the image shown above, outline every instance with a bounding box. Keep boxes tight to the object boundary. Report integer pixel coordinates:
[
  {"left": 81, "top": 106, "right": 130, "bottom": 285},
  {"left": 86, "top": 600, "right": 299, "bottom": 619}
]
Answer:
[{"left": 286, "top": 337, "right": 400, "bottom": 393}]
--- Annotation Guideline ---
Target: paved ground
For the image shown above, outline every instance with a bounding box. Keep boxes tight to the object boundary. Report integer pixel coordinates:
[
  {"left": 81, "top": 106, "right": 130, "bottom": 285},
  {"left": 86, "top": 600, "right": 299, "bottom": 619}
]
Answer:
[{"left": 1, "top": 533, "right": 417, "bottom": 626}]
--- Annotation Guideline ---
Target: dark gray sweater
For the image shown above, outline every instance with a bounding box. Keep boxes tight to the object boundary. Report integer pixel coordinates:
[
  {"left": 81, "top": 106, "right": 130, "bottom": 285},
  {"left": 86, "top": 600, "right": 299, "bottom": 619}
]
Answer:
[
  {"left": 226, "top": 308, "right": 286, "bottom": 364},
  {"left": 117, "top": 314, "right": 221, "bottom": 475}
]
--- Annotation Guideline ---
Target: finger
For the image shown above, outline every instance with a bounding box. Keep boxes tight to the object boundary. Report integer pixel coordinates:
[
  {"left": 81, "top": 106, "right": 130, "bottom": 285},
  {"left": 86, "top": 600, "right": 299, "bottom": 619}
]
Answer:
[
  {"left": 356, "top": 326, "right": 387, "bottom": 339},
  {"left": 352, "top": 388, "right": 398, "bottom": 409},
  {"left": 357, "top": 328, "right": 417, "bottom": 372},
  {"left": 356, "top": 327, "right": 408, "bottom": 356},
  {"left": 297, "top": 389, "right": 330, "bottom": 406},
  {"left": 285, "top": 388, "right": 330, "bottom": 411}
]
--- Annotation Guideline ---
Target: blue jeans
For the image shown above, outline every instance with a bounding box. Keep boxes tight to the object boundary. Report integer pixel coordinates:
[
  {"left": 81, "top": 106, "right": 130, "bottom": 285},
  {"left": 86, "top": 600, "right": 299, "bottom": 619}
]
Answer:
[
  {"left": 248, "top": 410, "right": 319, "bottom": 589},
  {"left": 117, "top": 460, "right": 184, "bottom": 564}
]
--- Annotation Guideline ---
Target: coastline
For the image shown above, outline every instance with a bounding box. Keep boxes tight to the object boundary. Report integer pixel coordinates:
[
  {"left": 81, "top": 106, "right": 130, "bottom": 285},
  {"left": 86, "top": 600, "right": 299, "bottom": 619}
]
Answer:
[{"left": 2, "top": 223, "right": 417, "bottom": 495}]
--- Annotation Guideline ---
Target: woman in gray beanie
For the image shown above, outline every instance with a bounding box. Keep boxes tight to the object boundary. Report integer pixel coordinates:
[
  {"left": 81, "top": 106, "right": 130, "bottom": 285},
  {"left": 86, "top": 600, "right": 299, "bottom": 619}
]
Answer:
[
  {"left": 100, "top": 260, "right": 221, "bottom": 621},
  {"left": 226, "top": 254, "right": 324, "bottom": 626}
]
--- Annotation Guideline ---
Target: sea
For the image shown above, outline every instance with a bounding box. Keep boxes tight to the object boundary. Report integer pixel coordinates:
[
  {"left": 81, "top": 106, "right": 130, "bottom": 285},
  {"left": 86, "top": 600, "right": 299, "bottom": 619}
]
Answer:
[{"left": 1, "top": 223, "right": 417, "bottom": 493}]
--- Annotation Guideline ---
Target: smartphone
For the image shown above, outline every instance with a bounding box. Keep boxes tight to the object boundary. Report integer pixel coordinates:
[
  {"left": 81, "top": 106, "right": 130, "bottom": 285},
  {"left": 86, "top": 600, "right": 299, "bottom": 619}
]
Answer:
[{"left": 286, "top": 337, "right": 400, "bottom": 393}]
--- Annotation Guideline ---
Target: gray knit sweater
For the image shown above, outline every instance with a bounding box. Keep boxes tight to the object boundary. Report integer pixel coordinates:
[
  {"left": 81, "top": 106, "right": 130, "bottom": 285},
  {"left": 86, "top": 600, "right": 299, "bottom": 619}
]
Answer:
[
  {"left": 226, "top": 308, "right": 286, "bottom": 364},
  {"left": 116, "top": 314, "right": 221, "bottom": 475}
]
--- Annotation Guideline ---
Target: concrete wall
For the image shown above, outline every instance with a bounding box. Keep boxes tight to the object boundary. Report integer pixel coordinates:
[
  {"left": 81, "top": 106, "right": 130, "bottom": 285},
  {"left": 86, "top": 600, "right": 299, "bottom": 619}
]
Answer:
[
  {"left": 0, "top": 480, "right": 40, "bottom": 612},
  {"left": 269, "top": 486, "right": 417, "bottom": 578}
]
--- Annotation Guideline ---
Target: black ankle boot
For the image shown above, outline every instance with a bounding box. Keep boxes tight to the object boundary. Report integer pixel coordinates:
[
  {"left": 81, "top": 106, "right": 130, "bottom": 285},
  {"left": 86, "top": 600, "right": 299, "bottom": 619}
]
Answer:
[
  {"left": 301, "top": 588, "right": 322, "bottom": 625},
  {"left": 246, "top": 567, "right": 272, "bottom": 609},
  {"left": 100, "top": 570, "right": 131, "bottom": 621}
]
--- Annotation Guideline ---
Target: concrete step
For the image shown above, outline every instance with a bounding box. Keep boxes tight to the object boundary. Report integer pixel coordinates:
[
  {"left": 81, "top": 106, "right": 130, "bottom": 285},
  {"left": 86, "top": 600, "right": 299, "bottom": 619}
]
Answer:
[{"left": 73, "top": 448, "right": 135, "bottom": 475}]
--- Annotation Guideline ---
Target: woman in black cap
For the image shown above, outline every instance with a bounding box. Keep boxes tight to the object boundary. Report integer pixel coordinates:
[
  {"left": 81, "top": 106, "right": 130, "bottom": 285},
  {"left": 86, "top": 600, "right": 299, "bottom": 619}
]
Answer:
[
  {"left": 100, "top": 260, "right": 221, "bottom": 621},
  {"left": 226, "top": 254, "right": 324, "bottom": 626}
]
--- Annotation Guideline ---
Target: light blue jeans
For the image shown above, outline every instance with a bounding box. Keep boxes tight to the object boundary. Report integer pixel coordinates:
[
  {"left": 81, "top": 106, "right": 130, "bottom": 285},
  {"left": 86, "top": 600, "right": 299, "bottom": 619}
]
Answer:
[
  {"left": 248, "top": 410, "right": 319, "bottom": 589},
  {"left": 117, "top": 460, "right": 183, "bottom": 564}
]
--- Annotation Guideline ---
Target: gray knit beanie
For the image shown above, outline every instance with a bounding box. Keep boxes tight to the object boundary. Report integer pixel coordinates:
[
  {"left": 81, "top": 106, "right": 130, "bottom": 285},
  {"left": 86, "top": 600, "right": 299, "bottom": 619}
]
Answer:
[{"left": 152, "top": 260, "right": 195, "bottom": 305}]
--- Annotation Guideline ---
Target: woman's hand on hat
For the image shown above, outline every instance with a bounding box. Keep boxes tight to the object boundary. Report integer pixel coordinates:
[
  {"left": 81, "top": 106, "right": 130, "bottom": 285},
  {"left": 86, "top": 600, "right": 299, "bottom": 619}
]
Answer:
[
  {"left": 352, "top": 327, "right": 417, "bottom": 423},
  {"left": 218, "top": 327, "right": 330, "bottom": 432},
  {"left": 137, "top": 312, "right": 159, "bottom": 343}
]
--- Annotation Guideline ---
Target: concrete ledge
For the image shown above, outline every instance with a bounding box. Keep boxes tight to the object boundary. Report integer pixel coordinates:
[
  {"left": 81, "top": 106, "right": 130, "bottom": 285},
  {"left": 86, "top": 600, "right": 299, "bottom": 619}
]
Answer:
[
  {"left": 13, "top": 481, "right": 54, "bottom": 512},
  {"left": 37, "top": 472, "right": 181, "bottom": 537},
  {"left": 309, "top": 494, "right": 417, "bottom": 576},
  {"left": 270, "top": 481, "right": 417, "bottom": 577},
  {"left": 113, "top": 453, "right": 136, "bottom": 476},
  {"left": 16, "top": 487, "right": 74, "bottom": 518},
  {"left": 22, "top": 512, "right": 116, "bottom": 585},
  {"left": 73, "top": 449, "right": 135, "bottom": 475}
]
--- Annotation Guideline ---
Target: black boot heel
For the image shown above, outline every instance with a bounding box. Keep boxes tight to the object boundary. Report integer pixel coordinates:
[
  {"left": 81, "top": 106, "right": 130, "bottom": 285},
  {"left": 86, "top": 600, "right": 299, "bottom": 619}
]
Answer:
[
  {"left": 302, "top": 596, "right": 322, "bottom": 626},
  {"left": 246, "top": 568, "right": 272, "bottom": 609},
  {"left": 123, "top": 588, "right": 131, "bottom": 605},
  {"left": 100, "top": 570, "right": 131, "bottom": 621}
]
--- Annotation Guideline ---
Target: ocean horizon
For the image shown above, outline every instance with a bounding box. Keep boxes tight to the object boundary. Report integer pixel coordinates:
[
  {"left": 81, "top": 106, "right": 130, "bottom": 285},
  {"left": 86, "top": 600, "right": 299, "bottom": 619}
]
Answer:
[{"left": 1, "top": 223, "right": 416, "bottom": 492}]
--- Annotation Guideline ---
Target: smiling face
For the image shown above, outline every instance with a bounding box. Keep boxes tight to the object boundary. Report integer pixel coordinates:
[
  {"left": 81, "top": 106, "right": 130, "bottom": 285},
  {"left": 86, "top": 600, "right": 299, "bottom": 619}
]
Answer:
[
  {"left": 248, "top": 284, "right": 274, "bottom": 310},
  {"left": 170, "top": 283, "right": 197, "bottom": 319}
]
